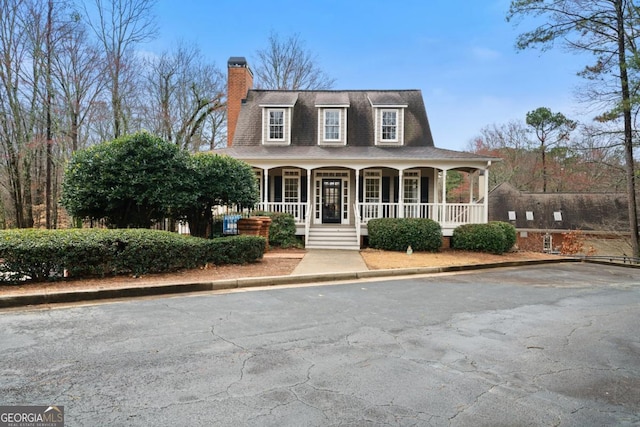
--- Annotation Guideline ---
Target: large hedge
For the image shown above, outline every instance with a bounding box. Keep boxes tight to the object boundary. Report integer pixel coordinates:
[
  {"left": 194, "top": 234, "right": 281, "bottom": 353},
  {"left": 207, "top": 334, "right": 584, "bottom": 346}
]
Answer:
[
  {"left": 61, "top": 133, "right": 259, "bottom": 237},
  {"left": 0, "top": 229, "right": 264, "bottom": 283},
  {"left": 451, "top": 222, "right": 516, "bottom": 254},
  {"left": 61, "top": 132, "right": 192, "bottom": 228},
  {"left": 183, "top": 153, "right": 259, "bottom": 238},
  {"left": 368, "top": 218, "right": 442, "bottom": 252}
]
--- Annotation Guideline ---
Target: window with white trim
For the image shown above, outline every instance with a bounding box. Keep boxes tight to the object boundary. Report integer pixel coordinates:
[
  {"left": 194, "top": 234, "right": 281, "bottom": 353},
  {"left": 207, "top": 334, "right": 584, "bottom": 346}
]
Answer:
[
  {"left": 363, "top": 170, "right": 381, "bottom": 219},
  {"left": 283, "top": 170, "right": 299, "bottom": 203},
  {"left": 403, "top": 171, "right": 419, "bottom": 204},
  {"left": 381, "top": 110, "right": 397, "bottom": 141},
  {"left": 374, "top": 107, "right": 404, "bottom": 145},
  {"left": 364, "top": 171, "right": 381, "bottom": 203},
  {"left": 324, "top": 109, "right": 340, "bottom": 140},
  {"left": 268, "top": 109, "right": 285, "bottom": 141}
]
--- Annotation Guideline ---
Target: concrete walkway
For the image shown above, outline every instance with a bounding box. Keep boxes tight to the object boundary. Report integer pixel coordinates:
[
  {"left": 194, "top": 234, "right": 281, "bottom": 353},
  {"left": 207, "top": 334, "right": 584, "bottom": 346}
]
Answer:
[{"left": 292, "top": 249, "right": 369, "bottom": 275}]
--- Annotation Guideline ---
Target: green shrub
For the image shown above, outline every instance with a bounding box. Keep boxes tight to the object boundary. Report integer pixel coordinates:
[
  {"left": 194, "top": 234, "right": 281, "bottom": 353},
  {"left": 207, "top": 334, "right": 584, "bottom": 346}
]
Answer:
[
  {"left": 451, "top": 223, "right": 507, "bottom": 254},
  {"left": 0, "top": 229, "right": 264, "bottom": 283},
  {"left": 254, "top": 211, "right": 299, "bottom": 248},
  {"left": 368, "top": 218, "right": 442, "bottom": 252},
  {"left": 490, "top": 221, "right": 517, "bottom": 252}
]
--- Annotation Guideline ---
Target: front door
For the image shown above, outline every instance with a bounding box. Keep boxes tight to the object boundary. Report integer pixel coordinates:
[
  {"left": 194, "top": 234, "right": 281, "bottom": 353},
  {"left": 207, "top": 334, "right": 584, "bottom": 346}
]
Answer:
[{"left": 322, "top": 179, "right": 341, "bottom": 223}]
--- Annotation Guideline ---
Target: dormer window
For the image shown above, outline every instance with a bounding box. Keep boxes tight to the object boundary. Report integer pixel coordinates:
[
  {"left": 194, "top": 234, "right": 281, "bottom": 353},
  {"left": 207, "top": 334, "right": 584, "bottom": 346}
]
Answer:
[
  {"left": 368, "top": 92, "right": 407, "bottom": 146},
  {"left": 262, "top": 106, "right": 293, "bottom": 144},
  {"left": 260, "top": 92, "right": 297, "bottom": 145},
  {"left": 315, "top": 93, "right": 349, "bottom": 145},
  {"left": 381, "top": 110, "right": 398, "bottom": 141},
  {"left": 268, "top": 109, "right": 285, "bottom": 140},
  {"left": 324, "top": 110, "right": 340, "bottom": 140},
  {"left": 317, "top": 108, "right": 347, "bottom": 145}
]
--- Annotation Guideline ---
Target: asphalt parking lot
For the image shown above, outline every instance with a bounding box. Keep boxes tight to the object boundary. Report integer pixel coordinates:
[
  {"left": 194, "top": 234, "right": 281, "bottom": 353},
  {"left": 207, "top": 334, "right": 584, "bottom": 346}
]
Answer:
[{"left": 1, "top": 262, "right": 639, "bottom": 426}]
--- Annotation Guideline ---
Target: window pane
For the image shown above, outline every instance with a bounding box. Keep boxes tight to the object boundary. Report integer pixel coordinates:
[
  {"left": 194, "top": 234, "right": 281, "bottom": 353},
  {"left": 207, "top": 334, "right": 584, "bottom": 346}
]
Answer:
[
  {"left": 381, "top": 111, "right": 397, "bottom": 140},
  {"left": 365, "top": 178, "right": 380, "bottom": 202},
  {"left": 324, "top": 110, "right": 340, "bottom": 140},
  {"left": 404, "top": 178, "right": 419, "bottom": 203},
  {"left": 284, "top": 177, "right": 298, "bottom": 202},
  {"left": 269, "top": 110, "right": 284, "bottom": 140}
]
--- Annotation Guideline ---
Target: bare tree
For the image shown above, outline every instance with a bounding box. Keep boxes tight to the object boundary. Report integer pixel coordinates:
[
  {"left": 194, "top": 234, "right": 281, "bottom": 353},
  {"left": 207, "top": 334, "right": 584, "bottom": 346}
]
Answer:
[
  {"left": 470, "top": 121, "right": 537, "bottom": 190},
  {"left": 253, "top": 31, "right": 336, "bottom": 90},
  {"left": 0, "top": 0, "right": 52, "bottom": 228},
  {"left": 142, "top": 43, "right": 225, "bottom": 151},
  {"left": 84, "top": 0, "right": 157, "bottom": 138},
  {"left": 52, "top": 12, "right": 106, "bottom": 152},
  {"left": 508, "top": 0, "right": 640, "bottom": 256}
]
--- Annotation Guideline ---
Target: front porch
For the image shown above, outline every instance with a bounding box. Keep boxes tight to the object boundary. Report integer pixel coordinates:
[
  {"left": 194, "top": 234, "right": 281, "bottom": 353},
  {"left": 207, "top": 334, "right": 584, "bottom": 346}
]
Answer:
[
  {"left": 253, "top": 164, "right": 490, "bottom": 249},
  {"left": 256, "top": 201, "right": 486, "bottom": 234}
]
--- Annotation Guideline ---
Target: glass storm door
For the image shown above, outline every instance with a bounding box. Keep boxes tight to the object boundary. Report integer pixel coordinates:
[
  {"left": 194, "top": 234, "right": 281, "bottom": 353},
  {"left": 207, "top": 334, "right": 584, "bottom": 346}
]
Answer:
[{"left": 322, "top": 179, "right": 342, "bottom": 223}]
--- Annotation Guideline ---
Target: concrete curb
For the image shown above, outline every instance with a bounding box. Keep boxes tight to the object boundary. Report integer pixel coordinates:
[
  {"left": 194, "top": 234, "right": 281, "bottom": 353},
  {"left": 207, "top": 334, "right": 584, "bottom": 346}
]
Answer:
[{"left": 0, "top": 257, "right": 588, "bottom": 310}]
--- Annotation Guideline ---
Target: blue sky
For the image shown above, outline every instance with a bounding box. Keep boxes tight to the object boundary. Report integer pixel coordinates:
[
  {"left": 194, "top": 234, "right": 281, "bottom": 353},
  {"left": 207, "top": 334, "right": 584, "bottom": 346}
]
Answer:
[{"left": 150, "top": 0, "right": 592, "bottom": 151}]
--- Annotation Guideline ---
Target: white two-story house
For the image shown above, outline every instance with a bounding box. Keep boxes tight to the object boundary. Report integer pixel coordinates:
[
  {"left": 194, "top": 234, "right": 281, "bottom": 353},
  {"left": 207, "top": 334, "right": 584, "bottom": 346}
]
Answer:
[{"left": 216, "top": 57, "right": 499, "bottom": 250}]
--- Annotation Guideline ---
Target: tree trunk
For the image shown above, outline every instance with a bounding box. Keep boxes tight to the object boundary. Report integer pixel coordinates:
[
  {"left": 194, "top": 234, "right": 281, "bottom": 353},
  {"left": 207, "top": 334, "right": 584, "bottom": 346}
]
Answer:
[
  {"left": 45, "top": 0, "right": 53, "bottom": 229},
  {"left": 616, "top": 0, "right": 640, "bottom": 257}
]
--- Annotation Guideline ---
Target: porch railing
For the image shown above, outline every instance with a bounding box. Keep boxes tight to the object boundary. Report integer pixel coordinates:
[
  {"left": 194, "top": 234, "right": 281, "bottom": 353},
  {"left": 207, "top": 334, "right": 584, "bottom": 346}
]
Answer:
[
  {"left": 357, "top": 202, "right": 484, "bottom": 226},
  {"left": 254, "top": 201, "right": 485, "bottom": 227},
  {"left": 256, "top": 202, "right": 307, "bottom": 224}
]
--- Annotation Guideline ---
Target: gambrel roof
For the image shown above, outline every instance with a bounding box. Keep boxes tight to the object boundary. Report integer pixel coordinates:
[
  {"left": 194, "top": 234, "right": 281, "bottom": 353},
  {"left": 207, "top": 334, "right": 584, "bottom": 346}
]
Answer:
[
  {"left": 232, "top": 89, "right": 434, "bottom": 147},
  {"left": 217, "top": 89, "right": 497, "bottom": 165}
]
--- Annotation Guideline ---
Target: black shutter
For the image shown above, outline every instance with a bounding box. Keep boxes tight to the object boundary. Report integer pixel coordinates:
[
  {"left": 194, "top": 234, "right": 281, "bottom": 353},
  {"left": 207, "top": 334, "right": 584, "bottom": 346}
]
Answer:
[
  {"left": 382, "top": 176, "right": 390, "bottom": 203},
  {"left": 393, "top": 176, "right": 399, "bottom": 203},
  {"left": 301, "top": 176, "right": 307, "bottom": 202},
  {"left": 274, "top": 176, "right": 282, "bottom": 202},
  {"left": 420, "top": 177, "right": 429, "bottom": 203},
  {"left": 358, "top": 177, "right": 363, "bottom": 203}
]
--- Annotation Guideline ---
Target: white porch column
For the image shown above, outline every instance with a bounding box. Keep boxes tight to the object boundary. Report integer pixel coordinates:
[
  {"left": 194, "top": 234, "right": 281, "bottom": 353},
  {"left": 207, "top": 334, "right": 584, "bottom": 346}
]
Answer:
[
  {"left": 355, "top": 169, "right": 360, "bottom": 223},
  {"left": 469, "top": 171, "right": 475, "bottom": 203},
  {"left": 398, "top": 169, "right": 404, "bottom": 218},
  {"left": 483, "top": 163, "right": 490, "bottom": 222},
  {"left": 263, "top": 169, "right": 269, "bottom": 205},
  {"left": 306, "top": 168, "right": 312, "bottom": 220},
  {"left": 441, "top": 169, "right": 447, "bottom": 223}
]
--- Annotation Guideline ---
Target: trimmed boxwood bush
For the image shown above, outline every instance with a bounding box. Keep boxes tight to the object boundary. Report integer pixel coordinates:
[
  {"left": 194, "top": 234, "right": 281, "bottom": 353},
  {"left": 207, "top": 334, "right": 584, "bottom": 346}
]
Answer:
[
  {"left": 0, "top": 229, "right": 265, "bottom": 283},
  {"left": 254, "top": 211, "right": 299, "bottom": 248},
  {"left": 368, "top": 218, "right": 442, "bottom": 252},
  {"left": 491, "top": 221, "right": 517, "bottom": 253},
  {"left": 451, "top": 223, "right": 507, "bottom": 254}
]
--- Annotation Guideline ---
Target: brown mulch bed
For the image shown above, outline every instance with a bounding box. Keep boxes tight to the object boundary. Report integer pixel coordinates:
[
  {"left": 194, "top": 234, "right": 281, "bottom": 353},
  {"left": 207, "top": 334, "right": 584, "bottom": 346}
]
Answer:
[
  {"left": 0, "top": 248, "right": 558, "bottom": 297},
  {"left": 360, "top": 248, "right": 558, "bottom": 270}
]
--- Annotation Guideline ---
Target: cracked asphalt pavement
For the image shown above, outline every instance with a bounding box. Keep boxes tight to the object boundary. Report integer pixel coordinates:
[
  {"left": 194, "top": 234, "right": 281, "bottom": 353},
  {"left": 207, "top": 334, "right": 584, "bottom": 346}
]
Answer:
[{"left": 1, "top": 262, "right": 639, "bottom": 426}]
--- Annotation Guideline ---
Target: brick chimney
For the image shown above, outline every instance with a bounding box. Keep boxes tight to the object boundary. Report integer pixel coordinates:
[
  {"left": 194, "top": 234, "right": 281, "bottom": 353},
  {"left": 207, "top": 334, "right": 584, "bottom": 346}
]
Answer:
[{"left": 227, "top": 57, "right": 253, "bottom": 147}]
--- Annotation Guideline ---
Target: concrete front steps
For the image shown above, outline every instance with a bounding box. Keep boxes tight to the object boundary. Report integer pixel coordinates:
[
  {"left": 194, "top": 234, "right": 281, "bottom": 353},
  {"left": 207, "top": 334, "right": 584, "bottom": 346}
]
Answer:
[{"left": 306, "top": 226, "right": 360, "bottom": 250}]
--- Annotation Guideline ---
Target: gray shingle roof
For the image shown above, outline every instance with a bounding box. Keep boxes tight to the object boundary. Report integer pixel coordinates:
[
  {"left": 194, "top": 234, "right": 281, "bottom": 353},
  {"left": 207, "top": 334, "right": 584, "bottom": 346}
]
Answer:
[
  {"left": 217, "top": 144, "right": 495, "bottom": 163},
  {"left": 258, "top": 92, "right": 298, "bottom": 106},
  {"left": 488, "top": 183, "right": 629, "bottom": 231},
  {"left": 231, "top": 89, "right": 435, "bottom": 148},
  {"left": 367, "top": 92, "right": 407, "bottom": 106},
  {"left": 222, "top": 89, "right": 501, "bottom": 166},
  {"left": 314, "top": 92, "right": 350, "bottom": 106}
]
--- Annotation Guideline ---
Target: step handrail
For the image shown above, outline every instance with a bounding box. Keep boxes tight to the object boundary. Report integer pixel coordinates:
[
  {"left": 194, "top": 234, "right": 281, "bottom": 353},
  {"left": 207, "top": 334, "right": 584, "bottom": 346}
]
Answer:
[
  {"left": 304, "top": 202, "right": 313, "bottom": 245},
  {"left": 353, "top": 203, "right": 361, "bottom": 246}
]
